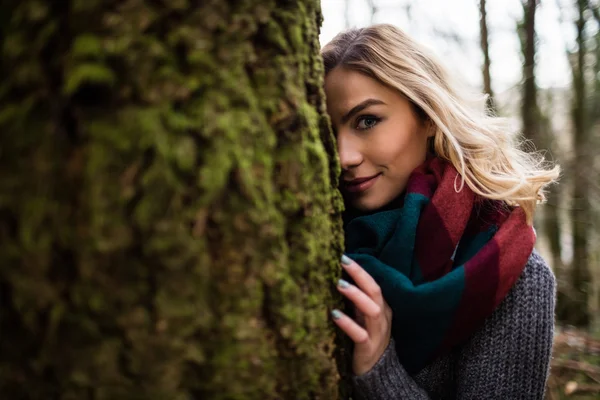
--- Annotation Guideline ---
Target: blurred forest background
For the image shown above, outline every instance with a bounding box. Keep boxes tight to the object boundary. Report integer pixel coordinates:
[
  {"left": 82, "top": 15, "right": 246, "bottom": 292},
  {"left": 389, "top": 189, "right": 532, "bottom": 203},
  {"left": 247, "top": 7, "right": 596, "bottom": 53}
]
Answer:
[{"left": 320, "top": 0, "right": 600, "bottom": 397}]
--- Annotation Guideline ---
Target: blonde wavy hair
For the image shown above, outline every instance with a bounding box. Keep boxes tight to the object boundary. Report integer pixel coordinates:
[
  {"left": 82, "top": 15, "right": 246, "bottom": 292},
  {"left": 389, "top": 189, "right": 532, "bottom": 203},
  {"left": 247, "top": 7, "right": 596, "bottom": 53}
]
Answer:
[{"left": 321, "top": 24, "right": 560, "bottom": 224}]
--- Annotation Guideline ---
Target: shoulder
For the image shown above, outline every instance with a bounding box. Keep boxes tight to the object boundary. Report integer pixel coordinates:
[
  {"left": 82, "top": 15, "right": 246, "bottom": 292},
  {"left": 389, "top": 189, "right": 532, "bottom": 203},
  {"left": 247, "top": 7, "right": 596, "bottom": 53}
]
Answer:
[
  {"left": 508, "top": 249, "right": 556, "bottom": 310},
  {"left": 462, "top": 249, "right": 556, "bottom": 352},
  {"left": 452, "top": 251, "right": 556, "bottom": 397},
  {"left": 523, "top": 250, "right": 555, "bottom": 283},
  {"left": 454, "top": 250, "right": 556, "bottom": 360},
  {"left": 483, "top": 249, "right": 555, "bottom": 332}
]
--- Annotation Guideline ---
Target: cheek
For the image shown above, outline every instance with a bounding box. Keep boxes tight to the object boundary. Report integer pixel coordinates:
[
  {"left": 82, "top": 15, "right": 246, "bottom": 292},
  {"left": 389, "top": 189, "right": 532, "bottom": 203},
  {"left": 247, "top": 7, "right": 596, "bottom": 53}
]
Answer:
[
  {"left": 374, "top": 127, "right": 429, "bottom": 171},
  {"left": 373, "top": 133, "right": 427, "bottom": 182}
]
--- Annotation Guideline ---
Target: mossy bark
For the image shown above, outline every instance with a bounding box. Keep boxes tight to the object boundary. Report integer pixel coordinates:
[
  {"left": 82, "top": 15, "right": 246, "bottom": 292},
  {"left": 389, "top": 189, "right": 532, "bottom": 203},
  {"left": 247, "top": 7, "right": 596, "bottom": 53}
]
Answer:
[{"left": 0, "top": 0, "right": 346, "bottom": 398}]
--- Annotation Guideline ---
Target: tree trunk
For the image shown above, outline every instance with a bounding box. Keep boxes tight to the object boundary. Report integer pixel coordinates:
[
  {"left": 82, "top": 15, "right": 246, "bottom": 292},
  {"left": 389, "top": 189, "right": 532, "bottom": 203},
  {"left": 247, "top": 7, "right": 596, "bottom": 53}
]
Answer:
[
  {"left": 544, "top": 187, "right": 563, "bottom": 275},
  {"left": 593, "top": 1, "right": 600, "bottom": 335},
  {"left": 520, "top": 0, "right": 539, "bottom": 145},
  {"left": 479, "top": 0, "right": 495, "bottom": 113},
  {"left": 538, "top": 95, "right": 563, "bottom": 276},
  {"left": 366, "top": 0, "right": 378, "bottom": 24},
  {"left": 587, "top": 0, "right": 600, "bottom": 333},
  {"left": 0, "top": 1, "right": 345, "bottom": 398},
  {"left": 518, "top": 0, "right": 550, "bottom": 253},
  {"left": 568, "top": 0, "right": 591, "bottom": 327}
]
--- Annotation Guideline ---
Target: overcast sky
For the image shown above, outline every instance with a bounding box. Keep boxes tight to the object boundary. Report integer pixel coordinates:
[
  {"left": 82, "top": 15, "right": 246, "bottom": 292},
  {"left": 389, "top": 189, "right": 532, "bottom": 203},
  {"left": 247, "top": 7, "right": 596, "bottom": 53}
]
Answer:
[{"left": 319, "top": 0, "right": 576, "bottom": 94}]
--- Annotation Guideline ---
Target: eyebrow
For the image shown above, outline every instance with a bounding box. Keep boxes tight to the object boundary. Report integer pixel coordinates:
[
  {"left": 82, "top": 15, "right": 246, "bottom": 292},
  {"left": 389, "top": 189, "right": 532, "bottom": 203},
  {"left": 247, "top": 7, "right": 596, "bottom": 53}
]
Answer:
[{"left": 340, "top": 98, "right": 386, "bottom": 125}]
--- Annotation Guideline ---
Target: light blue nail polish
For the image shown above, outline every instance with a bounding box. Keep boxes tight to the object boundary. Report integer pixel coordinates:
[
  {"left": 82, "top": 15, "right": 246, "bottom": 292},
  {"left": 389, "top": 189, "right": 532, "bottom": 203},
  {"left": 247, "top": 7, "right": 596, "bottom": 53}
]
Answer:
[
  {"left": 337, "top": 279, "right": 350, "bottom": 289},
  {"left": 331, "top": 309, "right": 343, "bottom": 320},
  {"left": 341, "top": 254, "right": 352, "bottom": 265}
]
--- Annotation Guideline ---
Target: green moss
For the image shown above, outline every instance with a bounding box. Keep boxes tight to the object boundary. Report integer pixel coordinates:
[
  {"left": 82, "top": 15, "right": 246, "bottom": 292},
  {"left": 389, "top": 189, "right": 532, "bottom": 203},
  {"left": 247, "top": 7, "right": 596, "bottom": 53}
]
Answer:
[
  {"left": 63, "top": 63, "right": 116, "bottom": 94},
  {"left": 72, "top": 34, "right": 103, "bottom": 59},
  {"left": 23, "top": 0, "right": 48, "bottom": 22}
]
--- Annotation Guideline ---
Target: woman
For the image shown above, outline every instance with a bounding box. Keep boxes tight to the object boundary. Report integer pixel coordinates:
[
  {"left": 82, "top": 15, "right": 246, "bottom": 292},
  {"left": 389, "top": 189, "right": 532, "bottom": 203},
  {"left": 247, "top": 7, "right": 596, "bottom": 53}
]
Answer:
[{"left": 323, "top": 24, "right": 559, "bottom": 399}]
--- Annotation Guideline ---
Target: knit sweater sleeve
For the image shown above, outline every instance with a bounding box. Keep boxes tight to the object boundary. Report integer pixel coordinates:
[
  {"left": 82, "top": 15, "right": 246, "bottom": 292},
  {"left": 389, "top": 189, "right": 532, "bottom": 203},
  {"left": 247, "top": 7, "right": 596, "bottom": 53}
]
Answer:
[
  {"left": 352, "top": 252, "right": 556, "bottom": 400},
  {"left": 352, "top": 337, "right": 430, "bottom": 399}
]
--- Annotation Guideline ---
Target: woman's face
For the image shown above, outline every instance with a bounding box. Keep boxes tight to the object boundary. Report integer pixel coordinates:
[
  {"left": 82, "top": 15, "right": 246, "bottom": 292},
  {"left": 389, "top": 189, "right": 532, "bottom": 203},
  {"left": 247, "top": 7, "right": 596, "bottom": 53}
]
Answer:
[{"left": 324, "top": 67, "right": 433, "bottom": 212}]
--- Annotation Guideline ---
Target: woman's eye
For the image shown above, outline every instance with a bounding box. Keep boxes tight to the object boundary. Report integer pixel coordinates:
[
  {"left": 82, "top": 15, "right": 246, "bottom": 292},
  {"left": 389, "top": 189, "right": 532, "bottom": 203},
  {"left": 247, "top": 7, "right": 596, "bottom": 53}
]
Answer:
[{"left": 356, "top": 116, "right": 379, "bottom": 130}]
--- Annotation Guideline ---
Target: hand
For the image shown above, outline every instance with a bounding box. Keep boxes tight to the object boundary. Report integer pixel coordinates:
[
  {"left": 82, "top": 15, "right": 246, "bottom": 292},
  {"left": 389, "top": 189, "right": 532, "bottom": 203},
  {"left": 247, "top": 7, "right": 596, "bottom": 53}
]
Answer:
[{"left": 331, "top": 255, "right": 393, "bottom": 376}]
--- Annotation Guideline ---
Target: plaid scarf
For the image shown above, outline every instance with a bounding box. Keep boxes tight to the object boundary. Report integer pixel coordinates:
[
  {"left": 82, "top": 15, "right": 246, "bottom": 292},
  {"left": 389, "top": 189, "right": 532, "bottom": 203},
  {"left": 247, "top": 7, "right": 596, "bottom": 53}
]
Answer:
[{"left": 343, "top": 157, "right": 535, "bottom": 374}]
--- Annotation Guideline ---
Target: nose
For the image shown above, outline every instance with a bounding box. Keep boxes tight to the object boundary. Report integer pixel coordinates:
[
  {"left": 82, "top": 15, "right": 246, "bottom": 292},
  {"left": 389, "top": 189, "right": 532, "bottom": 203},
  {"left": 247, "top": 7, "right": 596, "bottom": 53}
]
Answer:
[{"left": 337, "top": 131, "right": 363, "bottom": 171}]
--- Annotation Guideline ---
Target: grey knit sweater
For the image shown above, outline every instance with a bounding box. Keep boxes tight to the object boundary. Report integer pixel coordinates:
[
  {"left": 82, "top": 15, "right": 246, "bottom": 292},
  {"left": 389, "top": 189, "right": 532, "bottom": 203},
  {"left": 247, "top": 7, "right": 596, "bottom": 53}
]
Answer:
[{"left": 352, "top": 251, "right": 556, "bottom": 399}]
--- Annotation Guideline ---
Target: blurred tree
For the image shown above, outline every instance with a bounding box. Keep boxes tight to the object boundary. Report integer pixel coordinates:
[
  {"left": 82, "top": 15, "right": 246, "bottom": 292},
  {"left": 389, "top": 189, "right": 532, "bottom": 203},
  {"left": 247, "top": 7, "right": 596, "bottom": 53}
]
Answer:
[
  {"left": 566, "top": 0, "right": 592, "bottom": 327},
  {"left": 519, "top": 0, "right": 540, "bottom": 145},
  {"left": 479, "top": 0, "right": 496, "bottom": 113},
  {"left": 517, "top": 0, "right": 565, "bottom": 319},
  {"left": 366, "top": 0, "right": 378, "bottom": 24},
  {"left": 538, "top": 94, "right": 564, "bottom": 279},
  {"left": 0, "top": 0, "right": 345, "bottom": 398},
  {"left": 586, "top": 0, "right": 600, "bottom": 332}
]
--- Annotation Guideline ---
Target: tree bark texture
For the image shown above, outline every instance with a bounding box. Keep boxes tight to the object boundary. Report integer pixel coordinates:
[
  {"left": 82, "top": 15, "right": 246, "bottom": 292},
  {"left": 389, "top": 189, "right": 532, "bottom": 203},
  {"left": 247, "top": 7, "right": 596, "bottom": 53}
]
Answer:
[{"left": 0, "top": 0, "right": 345, "bottom": 398}]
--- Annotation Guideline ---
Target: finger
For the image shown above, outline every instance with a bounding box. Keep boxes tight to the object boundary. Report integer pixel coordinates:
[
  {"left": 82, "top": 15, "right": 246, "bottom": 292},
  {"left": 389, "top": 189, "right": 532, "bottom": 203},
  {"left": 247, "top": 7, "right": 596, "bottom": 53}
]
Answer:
[
  {"left": 331, "top": 309, "right": 369, "bottom": 344},
  {"left": 337, "top": 279, "right": 381, "bottom": 318},
  {"left": 341, "top": 255, "right": 384, "bottom": 304}
]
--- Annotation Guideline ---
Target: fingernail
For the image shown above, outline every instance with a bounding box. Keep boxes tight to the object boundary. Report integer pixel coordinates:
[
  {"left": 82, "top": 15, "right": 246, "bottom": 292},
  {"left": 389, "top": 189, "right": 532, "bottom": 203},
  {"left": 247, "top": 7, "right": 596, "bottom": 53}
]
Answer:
[
  {"left": 341, "top": 255, "right": 352, "bottom": 265},
  {"left": 331, "top": 309, "right": 343, "bottom": 320},
  {"left": 337, "top": 279, "right": 350, "bottom": 289}
]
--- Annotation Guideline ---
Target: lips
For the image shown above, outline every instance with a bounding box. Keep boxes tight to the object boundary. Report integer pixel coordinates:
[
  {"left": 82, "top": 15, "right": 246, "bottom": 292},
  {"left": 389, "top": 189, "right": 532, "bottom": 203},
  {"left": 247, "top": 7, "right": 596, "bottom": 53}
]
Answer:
[
  {"left": 346, "top": 174, "right": 379, "bottom": 185},
  {"left": 343, "top": 173, "right": 381, "bottom": 193}
]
